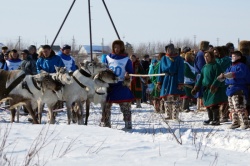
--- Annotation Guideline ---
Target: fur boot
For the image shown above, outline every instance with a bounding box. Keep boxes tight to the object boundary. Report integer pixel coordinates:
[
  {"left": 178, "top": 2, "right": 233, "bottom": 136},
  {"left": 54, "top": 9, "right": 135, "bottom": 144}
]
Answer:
[
  {"left": 229, "top": 112, "right": 240, "bottom": 129},
  {"left": 100, "top": 103, "right": 112, "bottom": 128},
  {"left": 120, "top": 102, "right": 132, "bottom": 129},
  {"left": 219, "top": 103, "right": 229, "bottom": 123},
  {"left": 238, "top": 110, "right": 249, "bottom": 129}
]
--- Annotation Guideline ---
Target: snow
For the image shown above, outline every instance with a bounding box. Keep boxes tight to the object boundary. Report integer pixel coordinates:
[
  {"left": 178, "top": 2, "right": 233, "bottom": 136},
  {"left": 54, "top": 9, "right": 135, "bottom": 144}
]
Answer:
[{"left": 0, "top": 103, "right": 250, "bottom": 166}]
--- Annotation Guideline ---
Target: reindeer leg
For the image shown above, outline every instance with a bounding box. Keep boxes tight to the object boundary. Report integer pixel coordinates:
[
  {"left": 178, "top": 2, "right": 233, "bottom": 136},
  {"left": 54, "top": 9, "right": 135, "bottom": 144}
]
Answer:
[
  {"left": 85, "top": 99, "right": 90, "bottom": 125},
  {"left": 78, "top": 101, "right": 84, "bottom": 125},
  {"left": 25, "top": 102, "right": 39, "bottom": 124},
  {"left": 66, "top": 102, "right": 72, "bottom": 125},
  {"left": 10, "top": 108, "right": 16, "bottom": 123},
  {"left": 37, "top": 101, "right": 43, "bottom": 124},
  {"left": 16, "top": 106, "right": 20, "bottom": 123},
  {"left": 48, "top": 107, "right": 55, "bottom": 124}
]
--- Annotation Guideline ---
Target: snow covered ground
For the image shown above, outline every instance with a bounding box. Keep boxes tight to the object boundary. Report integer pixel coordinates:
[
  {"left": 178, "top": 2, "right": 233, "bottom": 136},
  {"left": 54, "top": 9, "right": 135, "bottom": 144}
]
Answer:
[{"left": 0, "top": 103, "right": 250, "bottom": 166}]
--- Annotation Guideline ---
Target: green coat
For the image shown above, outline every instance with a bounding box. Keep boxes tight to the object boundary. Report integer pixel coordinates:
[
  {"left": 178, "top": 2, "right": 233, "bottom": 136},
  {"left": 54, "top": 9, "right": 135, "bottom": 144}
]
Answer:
[
  {"left": 150, "top": 62, "right": 161, "bottom": 98},
  {"left": 195, "top": 62, "right": 227, "bottom": 107}
]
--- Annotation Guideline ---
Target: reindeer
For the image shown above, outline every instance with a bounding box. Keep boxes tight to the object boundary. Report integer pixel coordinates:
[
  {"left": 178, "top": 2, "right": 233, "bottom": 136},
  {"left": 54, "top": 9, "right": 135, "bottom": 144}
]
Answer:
[
  {"left": 0, "top": 67, "right": 72, "bottom": 124},
  {"left": 53, "top": 60, "right": 117, "bottom": 125}
]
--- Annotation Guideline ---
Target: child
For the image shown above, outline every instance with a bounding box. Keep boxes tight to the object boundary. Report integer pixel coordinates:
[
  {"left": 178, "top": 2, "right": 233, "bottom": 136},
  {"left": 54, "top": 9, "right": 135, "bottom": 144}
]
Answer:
[
  {"left": 217, "top": 51, "right": 249, "bottom": 129},
  {"left": 101, "top": 40, "right": 134, "bottom": 129}
]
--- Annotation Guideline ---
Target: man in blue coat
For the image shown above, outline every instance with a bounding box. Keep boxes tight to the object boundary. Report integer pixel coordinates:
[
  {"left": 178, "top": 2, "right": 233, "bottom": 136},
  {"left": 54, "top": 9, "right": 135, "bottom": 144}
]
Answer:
[
  {"left": 157, "top": 44, "right": 185, "bottom": 120},
  {"left": 36, "top": 45, "right": 65, "bottom": 73}
]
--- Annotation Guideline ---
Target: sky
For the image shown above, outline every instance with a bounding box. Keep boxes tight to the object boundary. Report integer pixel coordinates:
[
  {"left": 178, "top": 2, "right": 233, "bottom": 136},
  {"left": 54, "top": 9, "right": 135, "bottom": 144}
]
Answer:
[
  {"left": 1, "top": 0, "right": 250, "bottom": 48},
  {"left": 1, "top": 103, "right": 250, "bottom": 165}
]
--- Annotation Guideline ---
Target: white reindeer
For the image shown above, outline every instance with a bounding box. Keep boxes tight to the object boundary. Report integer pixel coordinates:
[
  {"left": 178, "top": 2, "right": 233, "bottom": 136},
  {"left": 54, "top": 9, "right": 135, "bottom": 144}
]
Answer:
[{"left": 0, "top": 67, "right": 72, "bottom": 124}]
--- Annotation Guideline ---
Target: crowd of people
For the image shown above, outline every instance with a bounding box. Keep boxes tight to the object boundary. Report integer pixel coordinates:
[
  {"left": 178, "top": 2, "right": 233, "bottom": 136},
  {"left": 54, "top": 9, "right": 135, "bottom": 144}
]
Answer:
[
  {"left": 137, "top": 41, "right": 250, "bottom": 130},
  {"left": 1, "top": 39, "right": 250, "bottom": 130}
]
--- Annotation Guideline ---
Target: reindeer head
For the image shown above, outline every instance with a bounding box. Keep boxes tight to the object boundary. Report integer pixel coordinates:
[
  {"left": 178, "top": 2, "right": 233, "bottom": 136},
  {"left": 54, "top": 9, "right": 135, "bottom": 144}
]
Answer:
[
  {"left": 33, "top": 71, "right": 64, "bottom": 100},
  {"left": 52, "top": 66, "right": 72, "bottom": 85},
  {"left": 80, "top": 59, "right": 107, "bottom": 75},
  {"left": 94, "top": 69, "right": 118, "bottom": 84}
]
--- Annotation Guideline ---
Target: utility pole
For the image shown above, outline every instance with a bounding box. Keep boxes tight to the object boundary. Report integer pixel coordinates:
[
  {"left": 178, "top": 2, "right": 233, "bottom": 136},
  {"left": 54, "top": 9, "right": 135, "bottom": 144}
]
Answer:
[
  {"left": 45, "top": 36, "right": 47, "bottom": 45},
  {"left": 72, "top": 36, "right": 75, "bottom": 56},
  {"left": 18, "top": 36, "right": 21, "bottom": 51},
  {"left": 216, "top": 38, "right": 219, "bottom": 46},
  {"left": 193, "top": 35, "right": 196, "bottom": 48},
  {"left": 101, "top": 38, "right": 104, "bottom": 53}
]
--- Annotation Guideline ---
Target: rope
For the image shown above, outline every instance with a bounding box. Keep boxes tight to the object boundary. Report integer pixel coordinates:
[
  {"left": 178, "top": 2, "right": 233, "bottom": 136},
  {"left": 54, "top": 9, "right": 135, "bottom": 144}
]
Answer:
[{"left": 129, "top": 73, "right": 165, "bottom": 77}]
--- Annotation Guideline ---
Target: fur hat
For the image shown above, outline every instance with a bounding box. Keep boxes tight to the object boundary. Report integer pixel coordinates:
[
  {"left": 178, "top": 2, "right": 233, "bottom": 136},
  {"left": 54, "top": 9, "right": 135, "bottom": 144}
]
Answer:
[
  {"left": 112, "top": 40, "right": 125, "bottom": 54},
  {"left": 238, "top": 40, "right": 250, "bottom": 55},
  {"left": 199, "top": 41, "right": 209, "bottom": 51}
]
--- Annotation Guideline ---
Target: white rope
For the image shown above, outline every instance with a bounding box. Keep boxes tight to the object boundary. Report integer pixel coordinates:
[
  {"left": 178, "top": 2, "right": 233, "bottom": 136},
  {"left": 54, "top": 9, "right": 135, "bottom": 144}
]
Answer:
[{"left": 129, "top": 73, "right": 165, "bottom": 77}]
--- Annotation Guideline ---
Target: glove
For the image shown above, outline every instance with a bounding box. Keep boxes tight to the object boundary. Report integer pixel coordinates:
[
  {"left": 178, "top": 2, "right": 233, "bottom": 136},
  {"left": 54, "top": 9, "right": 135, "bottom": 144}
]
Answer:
[
  {"left": 210, "top": 86, "right": 218, "bottom": 93},
  {"left": 191, "top": 86, "right": 200, "bottom": 96}
]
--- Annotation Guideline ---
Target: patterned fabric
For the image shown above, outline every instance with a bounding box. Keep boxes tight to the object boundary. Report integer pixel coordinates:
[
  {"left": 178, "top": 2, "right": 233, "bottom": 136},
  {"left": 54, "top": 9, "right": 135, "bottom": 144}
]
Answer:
[
  {"left": 101, "top": 102, "right": 132, "bottom": 128},
  {"left": 160, "top": 95, "right": 181, "bottom": 120}
]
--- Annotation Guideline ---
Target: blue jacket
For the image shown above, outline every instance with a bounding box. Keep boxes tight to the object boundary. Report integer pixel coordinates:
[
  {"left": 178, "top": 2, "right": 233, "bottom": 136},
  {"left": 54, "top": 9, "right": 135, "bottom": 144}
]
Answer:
[
  {"left": 105, "top": 53, "right": 134, "bottom": 103},
  {"left": 36, "top": 54, "right": 65, "bottom": 73},
  {"left": 194, "top": 50, "right": 206, "bottom": 74},
  {"left": 57, "top": 51, "right": 76, "bottom": 72},
  {"left": 4, "top": 59, "right": 22, "bottom": 71},
  {"left": 225, "top": 62, "right": 250, "bottom": 98},
  {"left": 157, "top": 54, "right": 185, "bottom": 97}
]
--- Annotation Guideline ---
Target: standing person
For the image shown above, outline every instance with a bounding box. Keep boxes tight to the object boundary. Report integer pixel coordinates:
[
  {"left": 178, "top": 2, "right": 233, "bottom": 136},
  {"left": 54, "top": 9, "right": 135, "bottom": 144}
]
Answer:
[
  {"left": 214, "top": 46, "right": 231, "bottom": 122},
  {"left": 130, "top": 54, "right": 145, "bottom": 108},
  {"left": 194, "top": 41, "right": 210, "bottom": 111},
  {"left": 0, "top": 46, "right": 8, "bottom": 69},
  {"left": 36, "top": 45, "right": 65, "bottom": 73},
  {"left": 156, "top": 44, "right": 185, "bottom": 120},
  {"left": 217, "top": 51, "right": 249, "bottom": 129},
  {"left": 182, "top": 51, "right": 196, "bottom": 112},
  {"left": 225, "top": 42, "right": 234, "bottom": 57},
  {"left": 101, "top": 40, "right": 134, "bottom": 129},
  {"left": 149, "top": 53, "right": 165, "bottom": 113},
  {"left": 58, "top": 44, "right": 77, "bottom": 72},
  {"left": 28, "top": 45, "right": 38, "bottom": 61},
  {"left": 140, "top": 54, "right": 150, "bottom": 103},
  {"left": 18, "top": 49, "right": 37, "bottom": 75},
  {"left": 3, "top": 49, "right": 22, "bottom": 71},
  {"left": 191, "top": 51, "right": 227, "bottom": 125}
]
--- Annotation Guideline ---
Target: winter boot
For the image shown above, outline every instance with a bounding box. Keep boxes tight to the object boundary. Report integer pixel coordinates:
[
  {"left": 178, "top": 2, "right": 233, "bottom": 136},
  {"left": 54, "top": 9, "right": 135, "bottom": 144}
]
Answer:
[
  {"left": 203, "top": 108, "right": 213, "bottom": 125},
  {"left": 159, "top": 99, "right": 165, "bottom": 114},
  {"left": 182, "top": 98, "right": 190, "bottom": 112},
  {"left": 125, "top": 121, "right": 132, "bottom": 129},
  {"left": 153, "top": 99, "right": 160, "bottom": 113},
  {"left": 136, "top": 99, "right": 142, "bottom": 108},
  {"left": 219, "top": 104, "right": 229, "bottom": 123},
  {"left": 211, "top": 107, "right": 220, "bottom": 126},
  {"left": 100, "top": 103, "right": 112, "bottom": 128},
  {"left": 164, "top": 102, "right": 172, "bottom": 119},
  {"left": 228, "top": 112, "right": 240, "bottom": 129},
  {"left": 238, "top": 110, "right": 249, "bottom": 129}
]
